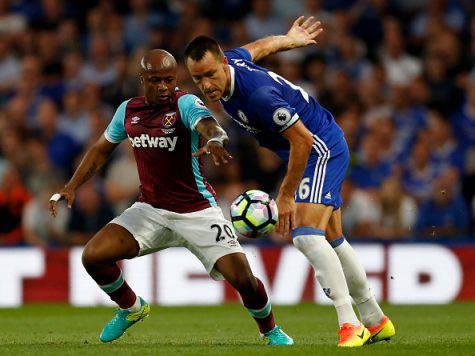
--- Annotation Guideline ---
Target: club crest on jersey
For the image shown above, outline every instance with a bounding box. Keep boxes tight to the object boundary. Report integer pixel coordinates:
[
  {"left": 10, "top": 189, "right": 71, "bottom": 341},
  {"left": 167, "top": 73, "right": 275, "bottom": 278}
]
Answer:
[
  {"left": 237, "top": 110, "right": 248, "bottom": 123},
  {"left": 162, "top": 112, "right": 176, "bottom": 134},
  {"left": 272, "top": 108, "right": 291, "bottom": 126},
  {"left": 131, "top": 116, "right": 141, "bottom": 124}
]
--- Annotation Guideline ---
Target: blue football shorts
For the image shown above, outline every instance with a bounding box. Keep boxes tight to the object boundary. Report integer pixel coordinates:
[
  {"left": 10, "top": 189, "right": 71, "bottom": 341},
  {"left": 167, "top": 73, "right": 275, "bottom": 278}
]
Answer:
[{"left": 294, "top": 136, "right": 349, "bottom": 210}]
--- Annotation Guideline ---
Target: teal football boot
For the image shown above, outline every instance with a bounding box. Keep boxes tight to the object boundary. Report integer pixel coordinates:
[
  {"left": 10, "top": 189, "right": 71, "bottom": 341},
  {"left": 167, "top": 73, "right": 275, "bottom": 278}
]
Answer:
[
  {"left": 262, "top": 326, "right": 294, "bottom": 345},
  {"left": 99, "top": 296, "right": 150, "bottom": 342}
]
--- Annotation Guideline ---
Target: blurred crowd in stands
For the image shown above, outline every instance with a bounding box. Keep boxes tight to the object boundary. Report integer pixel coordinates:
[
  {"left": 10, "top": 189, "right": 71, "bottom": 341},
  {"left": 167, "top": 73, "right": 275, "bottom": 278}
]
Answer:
[{"left": 0, "top": 0, "right": 474, "bottom": 247}]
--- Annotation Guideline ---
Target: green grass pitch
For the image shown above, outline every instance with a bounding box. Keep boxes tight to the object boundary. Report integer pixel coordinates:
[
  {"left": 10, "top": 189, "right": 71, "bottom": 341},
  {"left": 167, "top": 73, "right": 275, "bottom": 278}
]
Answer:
[{"left": 1, "top": 303, "right": 474, "bottom": 355}]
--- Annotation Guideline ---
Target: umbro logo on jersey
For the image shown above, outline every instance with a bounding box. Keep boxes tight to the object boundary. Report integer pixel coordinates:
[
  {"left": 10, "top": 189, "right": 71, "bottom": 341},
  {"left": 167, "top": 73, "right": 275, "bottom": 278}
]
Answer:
[
  {"left": 325, "top": 192, "right": 332, "bottom": 200},
  {"left": 131, "top": 116, "right": 141, "bottom": 124},
  {"left": 128, "top": 134, "right": 178, "bottom": 151}
]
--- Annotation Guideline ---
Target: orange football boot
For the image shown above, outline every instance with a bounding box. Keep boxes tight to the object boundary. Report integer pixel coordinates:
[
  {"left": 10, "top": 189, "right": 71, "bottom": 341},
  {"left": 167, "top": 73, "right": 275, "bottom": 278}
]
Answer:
[{"left": 337, "top": 323, "right": 370, "bottom": 347}]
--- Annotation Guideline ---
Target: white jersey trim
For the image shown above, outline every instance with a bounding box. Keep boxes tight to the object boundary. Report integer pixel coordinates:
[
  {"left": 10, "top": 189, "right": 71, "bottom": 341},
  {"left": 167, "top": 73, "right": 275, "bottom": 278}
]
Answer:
[
  {"left": 222, "top": 65, "right": 235, "bottom": 102},
  {"left": 311, "top": 135, "right": 330, "bottom": 204},
  {"left": 278, "top": 113, "right": 300, "bottom": 133},
  {"left": 191, "top": 115, "right": 216, "bottom": 130},
  {"left": 103, "top": 131, "right": 122, "bottom": 143}
]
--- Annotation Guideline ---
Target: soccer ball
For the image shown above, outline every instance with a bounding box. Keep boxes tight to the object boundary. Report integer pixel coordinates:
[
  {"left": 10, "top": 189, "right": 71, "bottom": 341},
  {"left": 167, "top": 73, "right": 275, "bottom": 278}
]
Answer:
[{"left": 230, "top": 190, "right": 278, "bottom": 238}]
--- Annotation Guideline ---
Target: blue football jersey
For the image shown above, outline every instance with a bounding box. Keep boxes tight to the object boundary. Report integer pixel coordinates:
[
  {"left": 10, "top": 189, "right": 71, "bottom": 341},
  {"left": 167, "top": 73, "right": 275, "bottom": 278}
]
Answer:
[{"left": 221, "top": 48, "right": 344, "bottom": 161}]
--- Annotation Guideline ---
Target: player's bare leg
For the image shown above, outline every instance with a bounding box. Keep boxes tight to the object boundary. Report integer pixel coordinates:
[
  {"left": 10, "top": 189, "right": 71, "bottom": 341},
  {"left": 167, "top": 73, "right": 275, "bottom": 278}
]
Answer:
[
  {"left": 326, "top": 209, "right": 395, "bottom": 343},
  {"left": 214, "top": 253, "right": 293, "bottom": 345},
  {"left": 292, "top": 202, "right": 370, "bottom": 347},
  {"left": 82, "top": 223, "right": 150, "bottom": 342}
]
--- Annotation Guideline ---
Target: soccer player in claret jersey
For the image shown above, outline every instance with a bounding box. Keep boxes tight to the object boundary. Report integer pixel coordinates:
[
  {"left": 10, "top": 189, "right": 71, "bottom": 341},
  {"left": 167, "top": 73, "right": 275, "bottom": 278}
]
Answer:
[
  {"left": 49, "top": 49, "right": 293, "bottom": 346},
  {"left": 185, "top": 17, "right": 395, "bottom": 347}
]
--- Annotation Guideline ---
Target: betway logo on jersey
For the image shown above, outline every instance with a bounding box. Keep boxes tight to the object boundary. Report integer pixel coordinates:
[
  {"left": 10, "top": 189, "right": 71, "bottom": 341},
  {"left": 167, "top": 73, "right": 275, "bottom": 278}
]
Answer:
[{"left": 128, "top": 134, "right": 178, "bottom": 151}]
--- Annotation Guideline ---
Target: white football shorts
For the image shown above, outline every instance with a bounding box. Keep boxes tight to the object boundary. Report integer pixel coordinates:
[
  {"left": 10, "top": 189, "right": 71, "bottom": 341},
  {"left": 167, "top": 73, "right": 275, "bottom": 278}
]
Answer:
[{"left": 109, "top": 202, "right": 244, "bottom": 280}]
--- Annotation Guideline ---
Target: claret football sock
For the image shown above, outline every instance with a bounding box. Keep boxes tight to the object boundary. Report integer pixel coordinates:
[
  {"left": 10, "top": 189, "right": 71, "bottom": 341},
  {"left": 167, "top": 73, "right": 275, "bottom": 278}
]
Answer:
[
  {"left": 240, "top": 278, "right": 276, "bottom": 334},
  {"left": 292, "top": 227, "right": 360, "bottom": 327},
  {"left": 332, "top": 236, "right": 384, "bottom": 327},
  {"left": 91, "top": 263, "right": 137, "bottom": 309}
]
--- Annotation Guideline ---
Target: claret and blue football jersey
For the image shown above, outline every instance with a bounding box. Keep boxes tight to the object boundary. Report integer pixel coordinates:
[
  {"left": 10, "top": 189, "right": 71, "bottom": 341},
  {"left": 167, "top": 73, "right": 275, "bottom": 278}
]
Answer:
[{"left": 104, "top": 89, "right": 217, "bottom": 213}]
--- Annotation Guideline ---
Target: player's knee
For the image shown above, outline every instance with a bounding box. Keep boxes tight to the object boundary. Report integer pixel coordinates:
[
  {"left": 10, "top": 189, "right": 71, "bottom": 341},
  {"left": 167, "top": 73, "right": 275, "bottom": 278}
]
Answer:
[
  {"left": 81, "top": 239, "right": 110, "bottom": 268},
  {"left": 81, "top": 243, "right": 100, "bottom": 269}
]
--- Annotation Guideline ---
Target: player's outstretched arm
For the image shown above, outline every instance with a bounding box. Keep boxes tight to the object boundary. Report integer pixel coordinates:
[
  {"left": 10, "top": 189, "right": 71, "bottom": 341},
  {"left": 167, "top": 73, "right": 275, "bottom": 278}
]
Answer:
[
  {"left": 243, "top": 16, "right": 323, "bottom": 62},
  {"left": 193, "top": 117, "right": 233, "bottom": 166},
  {"left": 276, "top": 121, "right": 314, "bottom": 238},
  {"left": 49, "top": 136, "right": 119, "bottom": 217}
]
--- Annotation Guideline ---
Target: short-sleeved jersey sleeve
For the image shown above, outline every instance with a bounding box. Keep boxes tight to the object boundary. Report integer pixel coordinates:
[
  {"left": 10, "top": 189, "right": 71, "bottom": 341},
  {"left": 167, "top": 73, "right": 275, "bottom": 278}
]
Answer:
[
  {"left": 104, "top": 99, "right": 130, "bottom": 143},
  {"left": 248, "top": 86, "right": 299, "bottom": 133},
  {"left": 177, "top": 94, "right": 214, "bottom": 131},
  {"left": 224, "top": 47, "right": 252, "bottom": 62}
]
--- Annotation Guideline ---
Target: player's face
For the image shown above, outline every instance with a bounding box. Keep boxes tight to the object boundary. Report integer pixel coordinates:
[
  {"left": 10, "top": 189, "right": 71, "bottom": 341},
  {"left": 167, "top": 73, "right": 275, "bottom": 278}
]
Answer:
[
  {"left": 141, "top": 69, "right": 177, "bottom": 105},
  {"left": 186, "top": 52, "right": 228, "bottom": 102}
]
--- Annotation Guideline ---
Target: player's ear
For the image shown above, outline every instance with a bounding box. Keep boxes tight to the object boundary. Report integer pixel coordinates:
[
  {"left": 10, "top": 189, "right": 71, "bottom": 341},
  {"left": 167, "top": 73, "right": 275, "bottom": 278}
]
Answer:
[{"left": 222, "top": 55, "right": 228, "bottom": 65}]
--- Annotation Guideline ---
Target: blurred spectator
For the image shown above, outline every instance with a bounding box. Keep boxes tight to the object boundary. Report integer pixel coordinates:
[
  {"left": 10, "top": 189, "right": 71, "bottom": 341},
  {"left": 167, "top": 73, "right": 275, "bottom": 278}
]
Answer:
[
  {"left": 346, "top": 176, "right": 417, "bottom": 239},
  {"left": 388, "top": 84, "right": 427, "bottom": 162},
  {"left": 244, "top": 0, "right": 285, "bottom": 40},
  {"left": 0, "top": 0, "right": 27, "bottom": 35},
  {"left": 22, "top": 178, "right": 69, "bottom": 247},
  {"left": 402, "top": 136, "right": 438, "bottom": 202},
  {"left": 380, "top": 18, "right": 422, "bottom": 86},
  {"left": 415, "top": 177, "right": 469, "bottom": 238},
  {"left": 80, "top": 35, "right": 118, "bottom": 87},
  {"left": 58, "top": 89, "right": 91, "bottom": 145},
  {"left": 452, "top": 71, "right": 475, "bottom": 169},
  {"left": 36, "top": 99, "right": 81, "bottom": 174},
  {"left": 124, "top": 0, "right": 164, "bottom": 51},
  {"left": 105, "top": 144, "right": 139, "bottom": 215},
  {"left": 349, "top": 133, "right": 392, "bottom": 190},
  {"left": 67, "top": 180, "right": 114, "bottom": 246},
  {"left": 0, "top": 35, "right": 21, "bottom": 96},
  {"left": 411, "top": 0, "right": 467, "bottom": 40},
  {"left": 0, "top": 165, "right": 30, "bottom": 245},
  {"left": 427, "top": 109, "right": 463, "bottom": 175}
]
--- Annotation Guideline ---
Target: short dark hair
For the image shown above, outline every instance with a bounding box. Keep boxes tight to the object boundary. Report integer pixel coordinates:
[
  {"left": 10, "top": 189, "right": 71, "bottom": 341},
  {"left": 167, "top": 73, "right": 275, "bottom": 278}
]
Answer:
[{"left": 184, "top": 35, "right": 222, "bottom": 61}]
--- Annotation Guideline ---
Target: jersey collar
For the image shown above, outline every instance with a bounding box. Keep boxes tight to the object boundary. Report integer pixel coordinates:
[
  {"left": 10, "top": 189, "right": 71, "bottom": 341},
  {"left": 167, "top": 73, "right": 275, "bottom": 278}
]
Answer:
[{"left": 222, "top": 65, "right": 235, "bottom": 102}]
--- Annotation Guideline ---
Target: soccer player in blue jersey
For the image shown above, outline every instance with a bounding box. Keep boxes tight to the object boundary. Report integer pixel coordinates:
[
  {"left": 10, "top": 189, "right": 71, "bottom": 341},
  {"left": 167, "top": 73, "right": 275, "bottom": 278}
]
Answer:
[{"left": 185, "top": 17, "right": 395, "bottom": 347}]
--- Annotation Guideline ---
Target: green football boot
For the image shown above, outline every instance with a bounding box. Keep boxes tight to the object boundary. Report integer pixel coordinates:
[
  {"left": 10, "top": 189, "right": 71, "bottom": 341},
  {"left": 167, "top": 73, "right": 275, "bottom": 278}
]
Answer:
[
  {"left": 262, "top": 326, "right": 294, "bottom": 345},
  {"left": 99, "top": 296, "right": 150, "bottom": 342}
]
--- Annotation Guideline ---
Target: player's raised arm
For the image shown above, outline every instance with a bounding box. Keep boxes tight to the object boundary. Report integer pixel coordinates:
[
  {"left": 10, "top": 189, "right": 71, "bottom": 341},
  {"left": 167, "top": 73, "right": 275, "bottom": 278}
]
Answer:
[
  {"left": 49, "top": 135, "right": 119, "bottom": 217},
  {"left": 193, "top": 117, "right": 232, "bottom": 166},
  {"left": 243, "top": 16, "right": 323, "bottom": 62}
]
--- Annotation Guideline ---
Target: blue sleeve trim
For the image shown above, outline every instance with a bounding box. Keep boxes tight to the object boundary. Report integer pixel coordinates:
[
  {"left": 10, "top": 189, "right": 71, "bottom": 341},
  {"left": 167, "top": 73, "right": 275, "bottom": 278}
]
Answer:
[
  {"left": 104, "top": 99, "right": 130, "bottom": 143},
  {"left": 177, "top": 94, "right": 212, "bottom": 131},
  {"left": 292, "top": 226, "right": 325, "bottom": 238},
  {"left": 329, "top": 236, "right": 345, "bottom": 248}
]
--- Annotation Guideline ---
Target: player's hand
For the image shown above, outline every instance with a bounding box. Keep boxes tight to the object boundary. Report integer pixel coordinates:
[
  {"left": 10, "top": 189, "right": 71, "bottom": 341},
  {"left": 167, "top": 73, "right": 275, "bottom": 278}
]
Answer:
[
  {"left": 193, "top": 141, "right": 233, "bottom": 166},
  {"left": 276, "top": 193, "right": 296, "bottom": 239},
  {"left": 286, "top": 16, "right": 323, "bottom": 48},
  {"left": 49, "top": 187, "right": 76, "bottom": 217}
]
